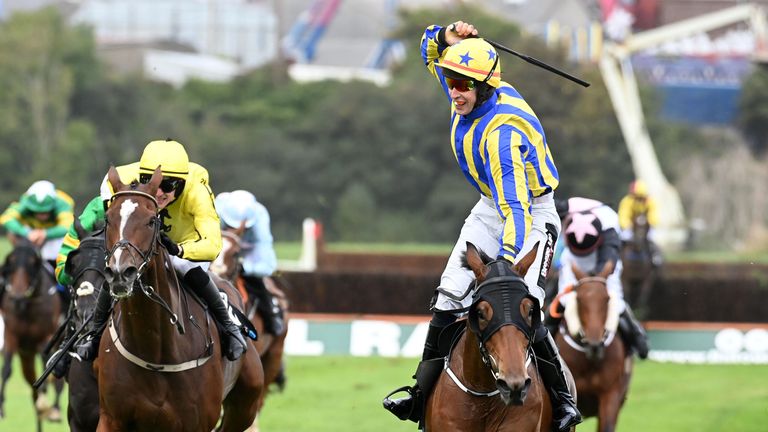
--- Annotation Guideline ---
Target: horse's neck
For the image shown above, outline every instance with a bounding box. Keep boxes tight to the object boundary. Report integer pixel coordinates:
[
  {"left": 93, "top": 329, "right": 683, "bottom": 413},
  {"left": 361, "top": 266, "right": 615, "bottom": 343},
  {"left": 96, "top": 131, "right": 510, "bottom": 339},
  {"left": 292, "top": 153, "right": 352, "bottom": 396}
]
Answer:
[
  {"left": 458, "top": 328, "right": 497, "bottom": 390},
  {"left": 117, "top": 255, "right": 183, "bottom": 357}
]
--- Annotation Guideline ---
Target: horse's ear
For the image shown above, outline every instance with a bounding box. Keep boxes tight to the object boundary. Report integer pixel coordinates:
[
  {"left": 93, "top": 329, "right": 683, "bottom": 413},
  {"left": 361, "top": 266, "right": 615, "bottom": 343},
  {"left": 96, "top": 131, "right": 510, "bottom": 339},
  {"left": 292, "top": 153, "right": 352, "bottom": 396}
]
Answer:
[
  {"left": 146, "top": 166, "right": 163, "bottom": 192},
  {"left": 464, "top": 242, "right": 489, "bottom": 281},
  {"left": 107, "top": 166, "right": 125, "bottom": 192},
  {"left": 73, "top": 218, "right": 88, "bottom": 239},
  {"left": 598, "top": 260, "right": 615, "bottom": 278},
  {"left": 572, "top": 263, "right": 588, "bottom": 281},
  {"left": 514, "top": 243, "right": 539, "bottom": 277}
]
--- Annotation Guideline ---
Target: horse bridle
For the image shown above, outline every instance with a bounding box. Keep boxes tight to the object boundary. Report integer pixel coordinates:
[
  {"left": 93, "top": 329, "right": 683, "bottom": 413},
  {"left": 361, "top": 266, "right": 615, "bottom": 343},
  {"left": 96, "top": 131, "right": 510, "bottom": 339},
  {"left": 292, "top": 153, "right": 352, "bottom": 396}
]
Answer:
[
  {"left": 467, "top": 269, "right": 539, "bottom": 386},
  {"left": 105, "top": 190, "right": 183, "bottom": 332},
  {"left": 3, "top": 244, "right": 44, "bottom": 300},
  {"left": 106, "top": 191, "right": 160, "bottom": 278},
  {"left": 563, "top": 275, "right": 615, "bottom": 347}
]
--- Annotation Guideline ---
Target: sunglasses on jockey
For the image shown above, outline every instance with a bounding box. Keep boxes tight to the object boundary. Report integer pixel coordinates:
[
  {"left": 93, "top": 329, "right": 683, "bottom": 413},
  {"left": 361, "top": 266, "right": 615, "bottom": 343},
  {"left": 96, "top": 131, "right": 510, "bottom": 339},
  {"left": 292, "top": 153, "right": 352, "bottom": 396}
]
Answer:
[
  {"left": 445, "top": 77, "right": 476, "bottom": 92},
  {"left": 139, "top": 173, "right": 185, "bottom": 194}
]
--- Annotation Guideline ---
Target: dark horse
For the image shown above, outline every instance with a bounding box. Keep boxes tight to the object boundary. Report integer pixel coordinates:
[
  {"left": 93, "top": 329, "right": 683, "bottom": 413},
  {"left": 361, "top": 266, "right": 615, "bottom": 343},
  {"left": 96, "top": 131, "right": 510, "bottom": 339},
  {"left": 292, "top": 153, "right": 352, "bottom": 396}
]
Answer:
[
  {"left": 62, "top": 225, "right": 106, "bottom": 432},
  {"left": 0, "top": 237, "right": 64, "bottom": 431},
  {"left": 555, "top": 262, "right": 633, "bottom": 432},
  {"left": 95, "top": 167, "right": 264, "bottom": 431},
  {"left": 425, "top": 243, "right": 559, "bottom": 432},
  {"left": 620, "top": 213, "right": 655, "bottom": 317},
  {"left": 210, "top": 222, "right": 289, "bottom": 407}
]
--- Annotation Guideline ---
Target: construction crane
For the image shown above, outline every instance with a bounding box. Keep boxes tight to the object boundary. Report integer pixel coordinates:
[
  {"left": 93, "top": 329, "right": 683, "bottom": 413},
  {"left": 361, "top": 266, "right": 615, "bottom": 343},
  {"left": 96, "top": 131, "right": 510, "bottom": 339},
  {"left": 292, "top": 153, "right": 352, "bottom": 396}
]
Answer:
[{"left": 599, "top": 3, "right": 768, "bottom": 250}]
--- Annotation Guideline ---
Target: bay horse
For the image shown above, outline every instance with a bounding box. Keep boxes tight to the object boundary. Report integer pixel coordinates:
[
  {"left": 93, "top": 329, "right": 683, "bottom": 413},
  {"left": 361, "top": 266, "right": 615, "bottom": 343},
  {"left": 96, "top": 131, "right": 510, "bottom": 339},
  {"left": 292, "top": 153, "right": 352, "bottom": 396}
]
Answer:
[
  {"left": 0, "top": 237, "right": 64, "bottom": 431},
  {"left": 554, "top": 262, "right": 632, "bottom": 432},
  {"left": 620, "top": 213, "right": 655, "bottom": 317},
  {"left": 425, "top": 242, "right": 561, "bottom": 432},
  {"left": 95, "top": 166, "right": 263, "bottom": 432},
  {"left": 62, "top": 224, "right": 106, "bottom": 432},
  {"left": 210, "top": 223, "right": 289, "bottom": 400}
]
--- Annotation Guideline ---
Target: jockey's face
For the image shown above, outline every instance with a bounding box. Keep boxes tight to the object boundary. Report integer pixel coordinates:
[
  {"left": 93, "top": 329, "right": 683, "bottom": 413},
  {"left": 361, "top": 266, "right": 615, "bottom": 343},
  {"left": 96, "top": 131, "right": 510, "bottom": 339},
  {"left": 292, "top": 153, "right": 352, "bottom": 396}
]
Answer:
[
  {"left": 33, "top": 212, "right": 52, "bottom": 222},
  {"left": 155, "top": 187, "right": 176, "bottom": 209},
  {"left": 447, "top": 78, "right": 477, "bottom": 116}
]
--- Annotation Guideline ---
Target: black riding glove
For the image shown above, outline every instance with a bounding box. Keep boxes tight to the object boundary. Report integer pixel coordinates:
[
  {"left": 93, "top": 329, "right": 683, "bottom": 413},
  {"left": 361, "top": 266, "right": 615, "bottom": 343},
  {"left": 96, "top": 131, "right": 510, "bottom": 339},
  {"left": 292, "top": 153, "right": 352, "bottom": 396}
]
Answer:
[{"left": 160, "top": 233, "right": 182, "bottom": 257}]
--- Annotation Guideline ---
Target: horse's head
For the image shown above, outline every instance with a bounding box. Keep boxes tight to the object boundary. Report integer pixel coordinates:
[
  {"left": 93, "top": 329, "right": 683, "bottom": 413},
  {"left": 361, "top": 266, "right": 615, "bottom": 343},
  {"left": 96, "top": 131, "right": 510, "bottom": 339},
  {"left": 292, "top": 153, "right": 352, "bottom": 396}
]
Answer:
[
  {"left": 103, "top": 166, "right": 162, "bottom": 298},
  {"left": 211, "top": 221, "right": 246, "bottom": 282},
  {"left": 566, "top": 261, "right": 620, "bottom": 363},
  {"left": 1, "top": 238, "right": 45, "bottom": 310},
  {"left": 462, "top": 242, "right": 539, "bottom": 406},
  {"left": 65, "top": 225, "right": 107, "bottom": 325}
]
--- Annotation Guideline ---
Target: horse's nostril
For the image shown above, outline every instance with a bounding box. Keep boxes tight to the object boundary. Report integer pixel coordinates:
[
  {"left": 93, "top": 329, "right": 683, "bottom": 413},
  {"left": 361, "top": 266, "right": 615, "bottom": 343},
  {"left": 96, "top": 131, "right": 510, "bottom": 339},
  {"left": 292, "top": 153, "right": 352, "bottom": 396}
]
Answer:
[
  {"left": 104, "top": 268, "right": 115, "bottom": 283},
  {"left": 123, "top": 266, "right": 138, "bottom": 281}
]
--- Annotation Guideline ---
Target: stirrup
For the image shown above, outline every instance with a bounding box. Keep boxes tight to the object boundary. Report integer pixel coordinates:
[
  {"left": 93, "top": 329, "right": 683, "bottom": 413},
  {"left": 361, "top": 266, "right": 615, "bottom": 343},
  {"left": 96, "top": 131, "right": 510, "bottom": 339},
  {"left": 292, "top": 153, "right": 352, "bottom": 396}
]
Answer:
[{"left": 382, "top": 386, "right": 418, "bottom": 421}]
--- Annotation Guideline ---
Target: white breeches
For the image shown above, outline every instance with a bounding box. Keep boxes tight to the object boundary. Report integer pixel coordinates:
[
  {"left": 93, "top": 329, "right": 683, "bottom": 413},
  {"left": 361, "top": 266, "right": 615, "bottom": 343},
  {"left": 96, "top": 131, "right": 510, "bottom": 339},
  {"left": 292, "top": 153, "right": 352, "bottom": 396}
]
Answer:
[{"left": 434, "top": 193, "right": 560, "bottom": 312}]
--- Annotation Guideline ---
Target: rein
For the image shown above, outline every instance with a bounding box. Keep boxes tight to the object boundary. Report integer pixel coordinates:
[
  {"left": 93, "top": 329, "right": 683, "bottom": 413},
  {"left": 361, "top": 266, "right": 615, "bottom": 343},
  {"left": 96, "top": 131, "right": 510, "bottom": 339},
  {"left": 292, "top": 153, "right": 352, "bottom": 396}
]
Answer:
[
  {"left": 106, "top": 190, "right": 183, "bottom": 333},
  {"left": 444, "top": 271, "right": 537, "bottom": 397}
]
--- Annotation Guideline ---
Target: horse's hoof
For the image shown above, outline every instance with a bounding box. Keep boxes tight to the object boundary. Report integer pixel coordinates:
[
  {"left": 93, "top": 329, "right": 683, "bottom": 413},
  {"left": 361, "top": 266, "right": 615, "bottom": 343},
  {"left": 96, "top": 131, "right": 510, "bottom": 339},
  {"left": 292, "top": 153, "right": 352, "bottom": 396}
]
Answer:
[
  {"left": 46, "top": 407, "right": 62, "bottom": 422},
  {"left": 35, "top": 395, "right": 51, "bottom": 414}
]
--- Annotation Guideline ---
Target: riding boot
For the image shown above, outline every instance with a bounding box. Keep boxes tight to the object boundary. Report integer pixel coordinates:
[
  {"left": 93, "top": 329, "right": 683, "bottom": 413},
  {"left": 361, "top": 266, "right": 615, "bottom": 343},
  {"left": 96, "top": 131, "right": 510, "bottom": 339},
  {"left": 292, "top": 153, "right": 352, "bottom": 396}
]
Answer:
[
  {"left": 185, "top": 268, "right": 247, "bottom": 361},
  {"left": 619, "top": 306, "right": 649, "bottom": 359},
  {"left": 383, "top": 312, "right": 453, "bottom": 423},
  {"left": 75, "top": 286, "right": 113, "bottom": 361},
  {"left": 544, "top": 313, "right": 562, "bottom": 337},
  {"left": 533, "top": 329, "right": 582, "bottom": 432},
  {"left": 245, "top": 275, "right": 285, "bottom": 335}
]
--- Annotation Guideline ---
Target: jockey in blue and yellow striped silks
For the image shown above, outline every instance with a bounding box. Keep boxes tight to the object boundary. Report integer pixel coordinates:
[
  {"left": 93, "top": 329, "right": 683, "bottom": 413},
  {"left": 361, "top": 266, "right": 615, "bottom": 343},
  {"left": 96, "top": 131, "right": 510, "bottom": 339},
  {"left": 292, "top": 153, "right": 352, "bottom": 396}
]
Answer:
[{"left": 421, "top": 24, "right": 559, "bottom": 263}]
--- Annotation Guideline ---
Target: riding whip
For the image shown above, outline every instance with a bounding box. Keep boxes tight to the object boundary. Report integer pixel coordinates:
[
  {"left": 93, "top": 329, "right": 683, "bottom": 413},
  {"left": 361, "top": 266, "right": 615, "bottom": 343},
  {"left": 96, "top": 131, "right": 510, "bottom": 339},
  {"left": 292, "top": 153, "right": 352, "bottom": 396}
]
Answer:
[{"left": 449, "top": 24, "right": 591, "bottom": 87}]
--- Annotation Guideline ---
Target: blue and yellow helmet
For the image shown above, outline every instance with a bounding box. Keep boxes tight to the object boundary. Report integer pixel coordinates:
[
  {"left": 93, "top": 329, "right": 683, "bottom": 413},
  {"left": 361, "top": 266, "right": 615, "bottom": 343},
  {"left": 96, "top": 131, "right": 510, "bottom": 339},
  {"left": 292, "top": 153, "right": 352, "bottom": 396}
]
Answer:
[{"left": 437, "top": 38, "right": 501, "bottom": 88}]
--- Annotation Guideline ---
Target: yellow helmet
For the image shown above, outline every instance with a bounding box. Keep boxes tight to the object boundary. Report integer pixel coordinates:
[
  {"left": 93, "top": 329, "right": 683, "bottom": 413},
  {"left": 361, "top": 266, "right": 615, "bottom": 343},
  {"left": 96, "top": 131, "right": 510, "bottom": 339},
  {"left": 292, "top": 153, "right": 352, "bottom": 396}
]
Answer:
[
  {"left": 139, "top": 139, "right": 189, "bottom": 180},
  {"left": 631, "top": 180, "right": 648, "bottom": 196},
  {"left": 437, "top": 38, "right": 501, "bottom": 88}
]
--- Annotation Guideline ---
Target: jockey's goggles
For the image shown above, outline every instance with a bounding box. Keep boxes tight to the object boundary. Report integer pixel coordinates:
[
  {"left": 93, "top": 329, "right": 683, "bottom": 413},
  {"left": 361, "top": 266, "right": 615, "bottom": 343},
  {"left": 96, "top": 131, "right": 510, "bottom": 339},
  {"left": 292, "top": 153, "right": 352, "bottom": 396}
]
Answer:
[
  {"left": 139, "top": 173, "right": 185, "bottom": 194},
  {"left": 445, "top": 77, "right": 476, "bottom": 92}
]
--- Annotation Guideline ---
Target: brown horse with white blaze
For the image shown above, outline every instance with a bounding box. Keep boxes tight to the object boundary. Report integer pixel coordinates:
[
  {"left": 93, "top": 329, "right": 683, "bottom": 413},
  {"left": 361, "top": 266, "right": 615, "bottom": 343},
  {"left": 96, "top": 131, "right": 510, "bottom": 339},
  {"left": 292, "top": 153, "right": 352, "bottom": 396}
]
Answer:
[{"left": 94, "top": 166, "right": 263, "bottom": 432}]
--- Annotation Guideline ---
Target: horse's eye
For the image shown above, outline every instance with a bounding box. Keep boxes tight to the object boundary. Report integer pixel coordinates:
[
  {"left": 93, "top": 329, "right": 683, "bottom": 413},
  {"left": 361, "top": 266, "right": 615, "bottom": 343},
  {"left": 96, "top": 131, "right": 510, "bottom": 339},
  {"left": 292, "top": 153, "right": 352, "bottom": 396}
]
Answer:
[{"left": 148, "top": 218, "right": 156, "bottom": 227}]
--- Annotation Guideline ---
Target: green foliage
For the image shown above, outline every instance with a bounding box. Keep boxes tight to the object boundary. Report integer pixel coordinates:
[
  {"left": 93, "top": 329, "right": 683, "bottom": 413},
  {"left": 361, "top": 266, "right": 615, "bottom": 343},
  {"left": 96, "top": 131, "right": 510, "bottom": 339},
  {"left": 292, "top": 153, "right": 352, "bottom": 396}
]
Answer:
[{"left": 0, "top": 7, "right": 717, "bottom": 244}]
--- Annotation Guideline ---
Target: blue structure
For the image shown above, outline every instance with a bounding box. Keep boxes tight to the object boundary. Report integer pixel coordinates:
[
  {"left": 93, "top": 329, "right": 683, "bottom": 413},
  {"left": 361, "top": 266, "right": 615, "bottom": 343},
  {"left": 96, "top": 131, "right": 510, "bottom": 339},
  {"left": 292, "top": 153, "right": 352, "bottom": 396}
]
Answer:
[{"left": 633, "top": 55, "right": 752, "bottom": 125}]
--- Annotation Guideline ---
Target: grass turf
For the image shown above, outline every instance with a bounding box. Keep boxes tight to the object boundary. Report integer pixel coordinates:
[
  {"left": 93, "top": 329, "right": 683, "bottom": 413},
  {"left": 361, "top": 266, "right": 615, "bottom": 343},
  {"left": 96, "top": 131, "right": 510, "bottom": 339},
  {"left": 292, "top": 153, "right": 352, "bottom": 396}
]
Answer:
[{"left": 2, "top": 356, "right": 766, "bottom": 431}]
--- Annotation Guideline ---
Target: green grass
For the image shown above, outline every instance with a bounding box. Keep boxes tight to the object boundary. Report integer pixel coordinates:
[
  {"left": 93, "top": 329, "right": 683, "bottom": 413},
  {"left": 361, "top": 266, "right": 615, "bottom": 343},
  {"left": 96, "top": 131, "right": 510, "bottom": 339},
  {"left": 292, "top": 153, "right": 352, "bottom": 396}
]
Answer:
[
  {"left": 4, "top": 356, "right": 766, "bottom": 431},
  {"left": 260, "top": 358, "right": 768, "bottom": 432}
]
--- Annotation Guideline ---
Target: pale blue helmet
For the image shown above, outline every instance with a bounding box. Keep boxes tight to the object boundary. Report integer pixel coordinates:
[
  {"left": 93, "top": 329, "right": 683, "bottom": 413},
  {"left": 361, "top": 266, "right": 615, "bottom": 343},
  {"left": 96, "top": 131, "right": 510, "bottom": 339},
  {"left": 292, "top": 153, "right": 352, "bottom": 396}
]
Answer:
[{"left": 215, "top": 190, "right": 259, "bottom": 228}]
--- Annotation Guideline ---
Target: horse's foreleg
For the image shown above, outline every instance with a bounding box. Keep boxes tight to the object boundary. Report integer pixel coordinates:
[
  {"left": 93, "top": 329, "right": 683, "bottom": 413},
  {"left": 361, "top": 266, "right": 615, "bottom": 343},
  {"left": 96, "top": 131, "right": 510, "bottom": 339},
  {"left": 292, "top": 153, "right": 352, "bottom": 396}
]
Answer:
[
  {"left": 596, "top": 389, "right": 624, "bottom": 432},
  {"left": 19, "top": 351, "right": 49, "bottom": 417},
  {"left": 0, "top": 348, "right": 14, "bottom": 418}
]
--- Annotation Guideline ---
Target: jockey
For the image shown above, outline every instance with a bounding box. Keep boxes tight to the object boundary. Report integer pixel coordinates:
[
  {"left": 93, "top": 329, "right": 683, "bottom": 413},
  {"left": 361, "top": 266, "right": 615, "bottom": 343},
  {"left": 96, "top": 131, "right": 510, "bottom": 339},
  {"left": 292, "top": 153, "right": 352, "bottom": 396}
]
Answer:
[
  {"left": 215, "top": 190, "right": 284, "bottom": 335},
  {"left": 0, "top": 180, "right": 74, "bottom": 305},
  {"left": 383, "top": 21, "right": 581, "bottom": 432},
  {"left": 74, "top": 139, "right": 247, "bottom": 362},
  {"left": 618, "top": 180, "right": 663, "bottom": 266},
  {"left": 548, "top": 197, "right": 650, "bottom": 359}
]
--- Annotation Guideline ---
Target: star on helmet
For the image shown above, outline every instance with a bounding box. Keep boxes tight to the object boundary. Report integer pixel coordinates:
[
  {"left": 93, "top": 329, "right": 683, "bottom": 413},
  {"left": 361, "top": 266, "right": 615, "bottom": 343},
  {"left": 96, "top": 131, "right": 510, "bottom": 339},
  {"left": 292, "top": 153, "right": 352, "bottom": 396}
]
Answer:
[{"left": 565, "top": 212, "right": 599, "bottom": 243}]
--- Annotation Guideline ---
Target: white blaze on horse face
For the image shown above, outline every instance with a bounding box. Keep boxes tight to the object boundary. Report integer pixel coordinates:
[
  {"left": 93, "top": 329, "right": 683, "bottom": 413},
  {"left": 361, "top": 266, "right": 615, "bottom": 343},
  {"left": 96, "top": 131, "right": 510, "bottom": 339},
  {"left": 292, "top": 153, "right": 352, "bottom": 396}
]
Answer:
[{"left": 114, "top": 199, "right": 139, "bottom": 265}]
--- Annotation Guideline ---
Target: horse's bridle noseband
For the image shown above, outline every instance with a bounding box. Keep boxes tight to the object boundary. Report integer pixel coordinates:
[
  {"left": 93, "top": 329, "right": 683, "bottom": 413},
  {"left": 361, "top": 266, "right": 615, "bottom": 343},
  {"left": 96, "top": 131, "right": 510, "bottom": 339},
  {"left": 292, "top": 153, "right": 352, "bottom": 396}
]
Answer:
[
  {"left": 105, "top": 191, "right": 161, "bottom": 280},
  {"left": 467, "top": 268, "right": 539, "bottom": 384}
]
